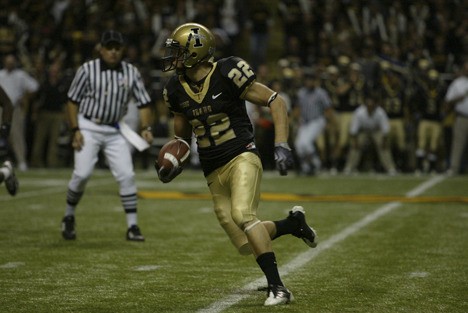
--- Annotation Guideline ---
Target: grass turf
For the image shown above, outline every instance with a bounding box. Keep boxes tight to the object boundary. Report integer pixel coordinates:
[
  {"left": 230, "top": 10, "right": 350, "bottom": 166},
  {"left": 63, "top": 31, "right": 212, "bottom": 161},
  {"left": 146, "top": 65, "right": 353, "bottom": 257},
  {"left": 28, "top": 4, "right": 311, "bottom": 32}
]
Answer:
[{"left": 0, "top": 169, "right": 467, "bottom": 312}]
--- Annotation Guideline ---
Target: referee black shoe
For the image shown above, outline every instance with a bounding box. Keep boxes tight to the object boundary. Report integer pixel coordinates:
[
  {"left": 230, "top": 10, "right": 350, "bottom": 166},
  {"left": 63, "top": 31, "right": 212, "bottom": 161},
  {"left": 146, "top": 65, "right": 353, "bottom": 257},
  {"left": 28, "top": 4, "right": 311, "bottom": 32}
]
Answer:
[
  {"left": 3, "top": 161, "right": 18, "bottom": 196},
  {"left": 62, "top": 215, "right": 76, "bottom": 240},
  {"left": 288, "top": 206, "right": 317, "bottom": 248},
  {"left": 126, "top": 225, "right": 145, "bottom": 242}
]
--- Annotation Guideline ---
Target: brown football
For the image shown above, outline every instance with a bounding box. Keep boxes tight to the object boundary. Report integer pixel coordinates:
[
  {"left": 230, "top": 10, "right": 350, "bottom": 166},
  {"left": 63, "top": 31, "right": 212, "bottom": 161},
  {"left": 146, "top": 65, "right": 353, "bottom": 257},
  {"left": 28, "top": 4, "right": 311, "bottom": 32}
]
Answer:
[{"left": 157, "top": 138, "right": 191, "bottom": 173}]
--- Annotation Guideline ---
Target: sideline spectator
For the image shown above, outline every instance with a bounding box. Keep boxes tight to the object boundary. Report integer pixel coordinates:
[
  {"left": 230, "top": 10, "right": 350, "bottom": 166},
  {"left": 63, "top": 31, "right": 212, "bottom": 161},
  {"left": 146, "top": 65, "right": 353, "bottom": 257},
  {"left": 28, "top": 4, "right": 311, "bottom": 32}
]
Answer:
[
  {"left": 245, "top": 0, "right": 273, "bottom": 70},
  {"left": 31, "top": 61, "right": 68, "bottom": 168},
  {"left": 444, "top": 60, "right": 468, "bottom": 175}
]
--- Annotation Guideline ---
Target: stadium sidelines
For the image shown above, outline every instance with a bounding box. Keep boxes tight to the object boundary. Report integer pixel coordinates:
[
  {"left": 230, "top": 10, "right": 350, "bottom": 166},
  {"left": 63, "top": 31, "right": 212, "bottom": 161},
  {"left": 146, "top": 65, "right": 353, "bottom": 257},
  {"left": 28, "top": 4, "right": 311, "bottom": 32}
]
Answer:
[
  {"left": 138, "top": 190, "right": 468, "bottom": 203},
  {"left": 196, "top": 175, "right": 447, "bottom": 313}
]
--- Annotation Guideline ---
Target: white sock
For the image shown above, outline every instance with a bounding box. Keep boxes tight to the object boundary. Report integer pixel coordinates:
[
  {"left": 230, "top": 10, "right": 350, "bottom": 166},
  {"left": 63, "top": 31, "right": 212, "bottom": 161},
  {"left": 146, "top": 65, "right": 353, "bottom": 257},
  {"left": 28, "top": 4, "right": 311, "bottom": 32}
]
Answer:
[
  {"left": 0, "top": 166, "right": 10, "bottom": 180},
  {"left": 126, "top": 213, "right": 137, "bottom": 228}
]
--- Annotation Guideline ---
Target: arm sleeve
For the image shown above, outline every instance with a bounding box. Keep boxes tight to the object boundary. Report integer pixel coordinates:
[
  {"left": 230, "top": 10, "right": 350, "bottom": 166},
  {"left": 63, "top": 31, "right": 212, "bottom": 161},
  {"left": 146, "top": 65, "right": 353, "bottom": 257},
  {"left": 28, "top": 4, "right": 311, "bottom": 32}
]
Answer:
[
  {"left": 444, "top": 79, "right": 468, "bottom": 102},
  {"left": 67, "top": 65, "right": 88, "bottom": 103},
  {"left": 132, "top": 69, "right": 152, "bottom": 107},
  {"left": 379, "top": 108, "right": 390, "bottom": 134},
  {"left": 219, "top": 56, "right": 256, "bottom": 98},
  {"left": 23, "top": 73, "right": 39, "bottom": 93}
]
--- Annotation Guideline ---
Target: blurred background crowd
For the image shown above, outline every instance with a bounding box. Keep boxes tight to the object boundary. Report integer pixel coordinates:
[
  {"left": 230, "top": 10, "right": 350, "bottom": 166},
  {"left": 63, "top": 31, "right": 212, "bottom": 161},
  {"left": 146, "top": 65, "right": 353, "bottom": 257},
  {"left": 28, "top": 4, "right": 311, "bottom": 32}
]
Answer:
[{"left": 0, "top": 0, "right": 467, "bottom": 175}]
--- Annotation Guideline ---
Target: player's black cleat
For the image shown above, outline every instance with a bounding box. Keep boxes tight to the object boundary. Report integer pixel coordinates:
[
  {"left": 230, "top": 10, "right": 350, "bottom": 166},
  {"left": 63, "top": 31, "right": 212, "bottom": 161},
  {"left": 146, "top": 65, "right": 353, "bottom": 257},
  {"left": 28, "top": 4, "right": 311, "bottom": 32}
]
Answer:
[
  {"left": 3, "top": 161, "right": 18, "bottom": 196},
  {"left": 62, "top": 215, "right": 76, "bottom": 240},
  {"left": 126, "top": 225, "right": 145, "bottom": 242},
  {"left": 288, "top": 206, "right": 317, "bottom": 248},
  {"left": 264, "top": 284, "right": 294, "bottom": 306}
]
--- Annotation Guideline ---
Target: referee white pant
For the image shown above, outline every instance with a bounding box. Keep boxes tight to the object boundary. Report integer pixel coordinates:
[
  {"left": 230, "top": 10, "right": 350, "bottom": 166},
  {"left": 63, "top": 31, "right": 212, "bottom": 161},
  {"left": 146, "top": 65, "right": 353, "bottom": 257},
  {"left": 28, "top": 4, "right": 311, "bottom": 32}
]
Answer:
[
  {"left": 294, "top": 117, "right": 326, "bottom": 173},
  {"left": 68, "top": 115, "right": 136, "bottom": 196},
  {"left": 295, "top": 117, "right": 326, "bottom": 154}
]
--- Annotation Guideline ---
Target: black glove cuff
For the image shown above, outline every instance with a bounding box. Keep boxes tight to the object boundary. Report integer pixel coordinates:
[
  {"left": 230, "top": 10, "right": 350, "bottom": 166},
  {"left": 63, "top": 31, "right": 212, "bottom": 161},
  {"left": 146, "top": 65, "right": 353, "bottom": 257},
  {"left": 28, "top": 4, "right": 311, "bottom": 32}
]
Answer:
[
  {"left": 0, "top": 123, "right": 11, "bottom": 138},
  {"left": 274, "top": 142, "right": 291, "bottom": 150}
]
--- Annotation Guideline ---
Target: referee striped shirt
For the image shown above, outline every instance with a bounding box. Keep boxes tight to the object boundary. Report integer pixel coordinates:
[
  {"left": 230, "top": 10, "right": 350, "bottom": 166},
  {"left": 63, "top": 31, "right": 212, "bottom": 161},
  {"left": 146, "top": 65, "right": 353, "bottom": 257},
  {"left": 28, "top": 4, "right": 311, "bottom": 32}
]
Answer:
[
  {"left": 67, "top": 58, "right": 151, "bottom": 124},
  {"left": 296, "top": 86, "right": 332, "bottom": 123}
]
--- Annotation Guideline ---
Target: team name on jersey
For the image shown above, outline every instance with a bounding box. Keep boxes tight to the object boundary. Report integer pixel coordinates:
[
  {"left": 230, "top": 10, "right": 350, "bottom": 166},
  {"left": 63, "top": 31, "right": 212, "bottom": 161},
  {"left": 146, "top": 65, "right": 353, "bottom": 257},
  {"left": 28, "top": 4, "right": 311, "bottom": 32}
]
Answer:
[{"left": 192, "top": 105, "right": 213, "bottom": 117}]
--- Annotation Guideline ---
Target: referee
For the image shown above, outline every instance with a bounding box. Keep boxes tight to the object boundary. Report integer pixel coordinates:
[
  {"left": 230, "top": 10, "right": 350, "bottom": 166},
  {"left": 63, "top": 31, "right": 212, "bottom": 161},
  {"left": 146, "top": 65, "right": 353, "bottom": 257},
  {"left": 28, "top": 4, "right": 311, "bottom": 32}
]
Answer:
[
  {"left": 292, "top": 70, "right": 337, "bottom": 175},
  {"left": 61, "top": 30, "right": 154, "bottom": 241}
]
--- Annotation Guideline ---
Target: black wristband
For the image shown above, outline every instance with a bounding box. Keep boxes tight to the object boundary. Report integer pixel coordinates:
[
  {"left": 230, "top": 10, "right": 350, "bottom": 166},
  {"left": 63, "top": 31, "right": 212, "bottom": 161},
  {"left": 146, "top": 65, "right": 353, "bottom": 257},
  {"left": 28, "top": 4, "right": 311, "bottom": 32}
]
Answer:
[
  {"left": 0, "top": 123, "right": 11, "bottom": 138},
  {"left": 71, "top": 127, "right": 80, "bottom": 133},
  {"left": 141, "top": 126, "right": 152, "bottom": 132}
]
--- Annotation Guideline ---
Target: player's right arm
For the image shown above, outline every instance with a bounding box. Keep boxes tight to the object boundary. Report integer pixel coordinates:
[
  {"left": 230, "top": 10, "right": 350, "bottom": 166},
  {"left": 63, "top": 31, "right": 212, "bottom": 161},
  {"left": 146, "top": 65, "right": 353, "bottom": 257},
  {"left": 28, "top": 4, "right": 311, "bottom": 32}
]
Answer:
[
  {"left": 66, "top": 64, "right": 89, "bottom": 151},
  {"left": 243, "top": 81, "right": 294, "bottom": 175},
  {"left": 155, "top": 86, "right": 192, "bottom": 183},
  {"left": 243, "top": 82, "right": 290, "bottom": 145}
]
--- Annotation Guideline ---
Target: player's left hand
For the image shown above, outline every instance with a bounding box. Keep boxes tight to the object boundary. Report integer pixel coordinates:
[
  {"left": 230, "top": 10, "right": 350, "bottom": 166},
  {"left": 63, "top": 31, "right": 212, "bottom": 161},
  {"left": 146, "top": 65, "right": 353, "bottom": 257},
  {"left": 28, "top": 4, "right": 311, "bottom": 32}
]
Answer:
[{"left": 274, "top": 143, "right": 294, "bottom": 176}]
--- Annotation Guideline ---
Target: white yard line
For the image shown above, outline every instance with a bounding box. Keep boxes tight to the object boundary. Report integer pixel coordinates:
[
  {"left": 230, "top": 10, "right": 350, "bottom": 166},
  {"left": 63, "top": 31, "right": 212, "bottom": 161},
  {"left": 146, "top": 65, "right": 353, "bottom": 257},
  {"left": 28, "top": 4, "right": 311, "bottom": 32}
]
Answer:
[
  {"left": 197, "top": 175, "right": 446, "bottom": 313},
  {"left": 0, "top": 177, "right": 116, "bottom": 202}
]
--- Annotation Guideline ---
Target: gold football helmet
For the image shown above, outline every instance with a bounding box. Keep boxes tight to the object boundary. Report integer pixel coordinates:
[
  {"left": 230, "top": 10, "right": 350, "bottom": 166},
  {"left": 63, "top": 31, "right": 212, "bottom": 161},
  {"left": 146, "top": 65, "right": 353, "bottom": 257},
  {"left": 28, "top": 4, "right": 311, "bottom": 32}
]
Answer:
[{"left": 162, "top": 23, "right": 216, "bottom": 73}]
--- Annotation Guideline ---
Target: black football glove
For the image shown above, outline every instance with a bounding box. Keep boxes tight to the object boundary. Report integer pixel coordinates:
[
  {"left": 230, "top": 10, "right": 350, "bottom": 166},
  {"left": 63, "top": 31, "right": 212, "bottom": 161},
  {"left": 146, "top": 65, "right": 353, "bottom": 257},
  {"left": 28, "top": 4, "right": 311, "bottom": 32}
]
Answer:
[
  {"left": 154, "top": 160, "right": 183, "bottom": 183},
  {"left": 274, "top": 143, "right": 294, "bottom": 176},
  {"left": 0, "top": 123, "right": 11, "bottom": 139}
]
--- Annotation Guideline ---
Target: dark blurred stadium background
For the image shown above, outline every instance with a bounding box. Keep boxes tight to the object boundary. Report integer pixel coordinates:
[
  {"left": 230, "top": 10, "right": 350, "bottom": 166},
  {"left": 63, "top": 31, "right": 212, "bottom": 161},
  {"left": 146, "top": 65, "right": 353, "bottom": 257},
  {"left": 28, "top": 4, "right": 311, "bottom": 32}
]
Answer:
[{"left": 0, "top": 0, "right": 466, "bottom": 173}]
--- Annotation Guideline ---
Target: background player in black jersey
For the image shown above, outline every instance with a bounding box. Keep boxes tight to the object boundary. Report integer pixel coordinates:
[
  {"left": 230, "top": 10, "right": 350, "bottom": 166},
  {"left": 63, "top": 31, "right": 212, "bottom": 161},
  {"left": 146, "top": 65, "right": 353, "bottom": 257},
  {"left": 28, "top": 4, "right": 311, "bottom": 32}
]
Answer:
[
  {"left": 0, "top": 85, "right": 18, "bottom": 195},
  {"left": 411, "top": 69, "right": 446, "bottom": 174},
  {"left": 157, "top": 23, "right": 318, "bottom": 306}
]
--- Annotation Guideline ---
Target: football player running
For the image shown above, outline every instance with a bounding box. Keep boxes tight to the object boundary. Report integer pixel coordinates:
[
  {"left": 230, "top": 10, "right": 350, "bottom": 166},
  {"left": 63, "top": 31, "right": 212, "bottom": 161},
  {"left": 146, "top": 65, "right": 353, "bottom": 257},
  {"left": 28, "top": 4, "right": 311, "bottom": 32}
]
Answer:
[
  {"left": 156, "top": 23, "right": 318, "bottom": 306},
  {"left": 0, "top": 85, "right": 18, "bottom": 196}
]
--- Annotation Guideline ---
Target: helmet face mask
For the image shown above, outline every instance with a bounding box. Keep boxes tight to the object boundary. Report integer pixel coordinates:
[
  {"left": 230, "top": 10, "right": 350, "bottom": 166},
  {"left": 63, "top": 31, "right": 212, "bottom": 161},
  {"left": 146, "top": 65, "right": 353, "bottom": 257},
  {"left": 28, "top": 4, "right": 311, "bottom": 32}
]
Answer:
[
  {"left": 162, "top": 39, "right": 188, "bottom": 73},
  {"left": 162, "top": 23, "right": 215, "bottom": 74}
]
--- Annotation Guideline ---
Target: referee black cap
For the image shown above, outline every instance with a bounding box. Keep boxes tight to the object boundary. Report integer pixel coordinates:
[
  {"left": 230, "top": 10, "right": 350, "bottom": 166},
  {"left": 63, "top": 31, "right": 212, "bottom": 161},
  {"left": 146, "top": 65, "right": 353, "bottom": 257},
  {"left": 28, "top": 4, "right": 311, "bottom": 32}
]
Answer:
[{"left": 101, "top": 30, "right": 124, "bottom": 46}]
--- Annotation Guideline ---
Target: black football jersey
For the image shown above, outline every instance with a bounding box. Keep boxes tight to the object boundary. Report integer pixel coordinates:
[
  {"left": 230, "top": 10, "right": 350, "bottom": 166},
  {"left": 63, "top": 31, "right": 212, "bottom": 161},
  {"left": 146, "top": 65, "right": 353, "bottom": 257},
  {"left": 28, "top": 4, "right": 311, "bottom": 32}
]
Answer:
[
  {"left": 413, "top": 81, "right": 446, "bottom": 121},
  {"left": 163, "top": 56, "right": 259, "bottom": 176},
  {"left": 380, "top": 74, "right": 406, "bottom": 119}
]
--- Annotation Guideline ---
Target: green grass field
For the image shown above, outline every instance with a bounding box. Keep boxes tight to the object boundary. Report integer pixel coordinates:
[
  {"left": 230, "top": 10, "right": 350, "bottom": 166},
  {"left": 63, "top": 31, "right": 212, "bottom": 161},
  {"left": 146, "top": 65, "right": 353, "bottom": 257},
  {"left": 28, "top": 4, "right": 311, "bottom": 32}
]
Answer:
[{"left": 1, "top": 169, "right": 467, "bottom": 313}]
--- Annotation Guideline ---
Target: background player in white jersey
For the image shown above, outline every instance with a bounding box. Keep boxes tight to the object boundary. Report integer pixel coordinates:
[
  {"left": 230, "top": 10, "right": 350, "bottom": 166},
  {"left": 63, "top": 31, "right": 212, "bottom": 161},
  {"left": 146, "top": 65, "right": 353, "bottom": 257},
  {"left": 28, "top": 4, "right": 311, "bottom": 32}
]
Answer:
[
  {"left": 61, "top": 30, "right": 154, "bottom": 241},
  {"left": 444, "top": 59, "right": 468, "bottom": 175},
  {"left": 0, "top": 54, "right": 39, "bottom": 171},
  {"left": 158, "top": 23, "right": 317, "bottom": 306},
  {"left": 343, "top": 90, "right": 396, "bottom": 175}
]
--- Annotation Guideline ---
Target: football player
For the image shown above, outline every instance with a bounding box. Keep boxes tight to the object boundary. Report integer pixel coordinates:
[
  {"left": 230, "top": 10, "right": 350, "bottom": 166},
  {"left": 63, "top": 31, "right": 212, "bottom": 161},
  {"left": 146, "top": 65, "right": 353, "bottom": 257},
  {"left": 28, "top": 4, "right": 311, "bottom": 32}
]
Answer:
[
  {"left": 156, "top": 23, "right": 318, "bottom": 306},
  {"left": 0, "top": 85, "right": 18, "bottom": 195},
  {"left": 412, "top": 69, "right": 446, "bottom": 174},
  {"left": 379, "top": 61, "right": 410, "bottom": 171}
]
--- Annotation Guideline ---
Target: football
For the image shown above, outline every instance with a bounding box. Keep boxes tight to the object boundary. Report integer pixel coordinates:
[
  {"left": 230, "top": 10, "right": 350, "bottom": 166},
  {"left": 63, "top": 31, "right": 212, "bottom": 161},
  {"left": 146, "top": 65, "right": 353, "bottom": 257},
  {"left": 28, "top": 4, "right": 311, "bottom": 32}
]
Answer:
[{"left": 157, "top": 138, "right": 191, "bottom": 173}]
